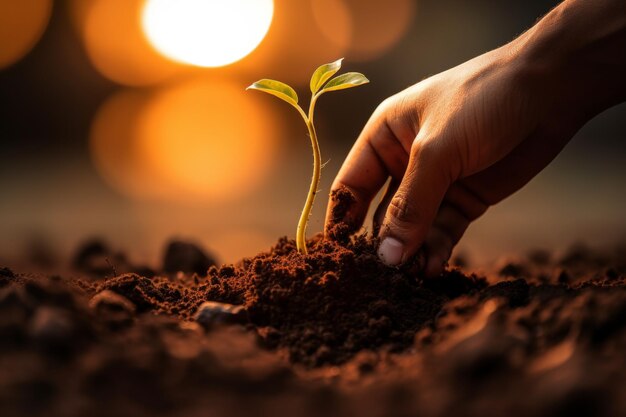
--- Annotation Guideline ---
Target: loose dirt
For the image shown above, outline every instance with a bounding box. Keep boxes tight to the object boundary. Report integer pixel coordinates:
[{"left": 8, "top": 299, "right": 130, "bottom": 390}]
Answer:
[{"left": 1, "top": 218, "right": 625, "bottom": 416}]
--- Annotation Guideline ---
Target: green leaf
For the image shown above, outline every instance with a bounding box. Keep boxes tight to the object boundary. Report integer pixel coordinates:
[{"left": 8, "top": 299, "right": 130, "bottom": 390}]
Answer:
[
  {"left": 246, "top": 79, "right": 299, "bottom": 107},
  {"left": 310, "top": 58, "right": 343, "bottom": 94},
  {"left": 320, "top": 72, "right": 369, "bottom": 93}
]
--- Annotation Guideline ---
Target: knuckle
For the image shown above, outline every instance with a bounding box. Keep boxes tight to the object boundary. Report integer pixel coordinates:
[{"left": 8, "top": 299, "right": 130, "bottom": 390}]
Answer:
[
  {"left": 411, "top": 135, "right": 440, "bottom": 159},
  {"left": 374, "top": 96, "right": 395, "bottom": 117},
  {"left": 387, "top": 193, "right": 420, "bottom": 226},
  {"left": 411, "top": 134, "right": 458, "bottom": 184}
]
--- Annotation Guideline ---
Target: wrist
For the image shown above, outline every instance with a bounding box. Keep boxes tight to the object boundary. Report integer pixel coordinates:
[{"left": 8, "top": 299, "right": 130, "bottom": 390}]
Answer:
[{"left": 513, "top": 0, "right": 626, "bottom": 122}]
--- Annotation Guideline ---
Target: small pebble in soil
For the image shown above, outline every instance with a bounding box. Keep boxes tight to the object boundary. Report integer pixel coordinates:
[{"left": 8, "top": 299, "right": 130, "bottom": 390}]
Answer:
[
  {"left": 193, "top": 301, "right": 248, "bottom": 329},
  {"left": 72, "top": 239, "right": 155, "bottom": 278},
  {"left": 72, "top": 239, "right": 127, "bottom": 277},
  {"left": 89, "top": 290, "right": 135, "bottom": 313},
  {"left": 89, "top": 290, "right": 136, "bottom": 329},
  {"left": 557, "top": 270, "right": 571, "bottom": 284},
  {"left": 162, "top": 240, "right": 217, "bottom": 276},
  {"left": 29, "top": 306, "right": 74, "bottom": 347}
]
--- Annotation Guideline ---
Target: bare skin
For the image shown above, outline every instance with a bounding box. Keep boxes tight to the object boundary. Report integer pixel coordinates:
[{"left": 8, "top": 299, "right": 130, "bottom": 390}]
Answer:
[{"left": 325, "top": 0, "right": 626, "bottom": 276}]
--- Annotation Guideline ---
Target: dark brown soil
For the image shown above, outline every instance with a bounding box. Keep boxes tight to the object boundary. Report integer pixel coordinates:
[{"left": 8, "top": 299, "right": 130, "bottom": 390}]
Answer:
[
  {"left": 1, "top": 227, "right": 626, "bottom": 416},
  {"left": 91, "top": 233, "right": 483, "bottom": 367}
]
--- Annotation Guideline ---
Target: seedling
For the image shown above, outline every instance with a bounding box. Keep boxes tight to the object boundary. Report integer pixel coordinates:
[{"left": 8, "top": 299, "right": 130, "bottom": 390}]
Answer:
[{"left": 247, "top": 59, "right": 368, "bottom": 254}]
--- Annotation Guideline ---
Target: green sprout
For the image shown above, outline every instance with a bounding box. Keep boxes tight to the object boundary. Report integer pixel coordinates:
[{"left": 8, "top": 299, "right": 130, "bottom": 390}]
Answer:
[{"left": 247, "top": 58, "right": 368, "bottom": 255}]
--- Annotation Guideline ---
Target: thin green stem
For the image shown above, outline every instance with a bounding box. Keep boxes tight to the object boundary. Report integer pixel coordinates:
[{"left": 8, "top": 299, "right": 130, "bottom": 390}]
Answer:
[
  {"left": 308, "top": 93, "right": 319, "bottom": 124},
  {"left": 294, "top": 104, "right": 308, "bottom": 126},
  {"left": 296, "top": 94, "right": 321, "bottom": 254}
]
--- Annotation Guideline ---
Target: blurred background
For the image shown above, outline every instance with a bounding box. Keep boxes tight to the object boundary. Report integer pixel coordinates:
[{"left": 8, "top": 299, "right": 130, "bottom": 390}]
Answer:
[{"left": 1, "top": 0, "right": 625, "bottom": 271}]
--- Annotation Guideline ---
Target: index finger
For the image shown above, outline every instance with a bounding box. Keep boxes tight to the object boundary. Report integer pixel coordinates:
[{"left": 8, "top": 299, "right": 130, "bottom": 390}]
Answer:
[{"left": 324, "top": 108, "right": 411, "bottom": 235}]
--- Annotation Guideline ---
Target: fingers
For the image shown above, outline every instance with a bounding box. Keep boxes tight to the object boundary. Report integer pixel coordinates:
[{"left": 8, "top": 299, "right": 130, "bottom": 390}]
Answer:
[
  {"left": 325, "top": 101, "right": 410, "bottom": 235},
  {"left": 374, "top": 181, "right": 489, "bottom": 274},
  {"left": 377, "top": 135, "right": 454, "bottom": 266}
]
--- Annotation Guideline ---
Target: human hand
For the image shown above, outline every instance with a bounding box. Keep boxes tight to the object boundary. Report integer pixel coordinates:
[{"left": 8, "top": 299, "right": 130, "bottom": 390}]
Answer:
[
  {"left": 325, "top": 0, "right": 626, "bottom": 277},
  {"left": 325, "top": 43, "right": 583, "bottom": 276}
]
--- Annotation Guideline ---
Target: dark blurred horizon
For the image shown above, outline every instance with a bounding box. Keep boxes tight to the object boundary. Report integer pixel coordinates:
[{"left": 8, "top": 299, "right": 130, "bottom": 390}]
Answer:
[{"left": 1, "top": 0, "right": 625, "bottom": 270}]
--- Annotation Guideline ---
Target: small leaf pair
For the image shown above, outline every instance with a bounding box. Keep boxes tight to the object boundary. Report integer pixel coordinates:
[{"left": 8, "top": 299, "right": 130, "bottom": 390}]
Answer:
[
  {"left": 246, "top": 58, "right": 369, "bottom": 111},
  {"left": 246, "top": 59, "right": 369, "bottom": 255}
]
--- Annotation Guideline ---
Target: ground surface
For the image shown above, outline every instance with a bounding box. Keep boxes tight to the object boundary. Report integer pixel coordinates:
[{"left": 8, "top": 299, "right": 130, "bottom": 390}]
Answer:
[{"left": 1, "top": 232, "right": 626, "bottom": 417}]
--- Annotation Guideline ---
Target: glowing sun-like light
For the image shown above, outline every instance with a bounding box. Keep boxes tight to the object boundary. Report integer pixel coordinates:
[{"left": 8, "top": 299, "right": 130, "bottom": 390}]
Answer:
[{"left": 141, "top": 0, "right": 274, "bottom": 67}]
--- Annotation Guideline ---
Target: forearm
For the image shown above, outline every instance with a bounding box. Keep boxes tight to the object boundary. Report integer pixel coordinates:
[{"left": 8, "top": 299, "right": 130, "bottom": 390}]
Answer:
[{"left": 515, "top": 0, "right": 626, "bottom": 122}]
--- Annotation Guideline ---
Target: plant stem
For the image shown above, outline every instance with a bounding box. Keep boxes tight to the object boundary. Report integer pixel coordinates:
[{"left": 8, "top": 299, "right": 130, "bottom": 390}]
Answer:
[{"left": 296, "top": 95, "right": 321, "bottom": 254}]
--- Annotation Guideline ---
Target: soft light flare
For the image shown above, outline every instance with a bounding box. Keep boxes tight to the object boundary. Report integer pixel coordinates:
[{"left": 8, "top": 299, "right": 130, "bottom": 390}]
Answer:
[
  {"left": 0, "top": 0, "right": 52, "bottom": 69},
  {"left": 90, "top": 78, "right": 281, "bottom": 204},
  {"left": 142, "top": 0, "right": 274, "bottom": 67},
  {"left": 80, "top": 0, "right": 186, "bottom": 86}
]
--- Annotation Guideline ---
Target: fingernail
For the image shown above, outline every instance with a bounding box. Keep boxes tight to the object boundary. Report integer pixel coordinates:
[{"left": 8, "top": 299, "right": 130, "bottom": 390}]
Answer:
[{"left": 378, "top": 237, "right": 404, "bottom": 266}]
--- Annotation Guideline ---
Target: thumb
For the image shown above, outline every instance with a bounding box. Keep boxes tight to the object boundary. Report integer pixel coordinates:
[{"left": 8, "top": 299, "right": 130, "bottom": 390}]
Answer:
[{"left": 378, "top": 135, "right": 454, "bottom": 266}]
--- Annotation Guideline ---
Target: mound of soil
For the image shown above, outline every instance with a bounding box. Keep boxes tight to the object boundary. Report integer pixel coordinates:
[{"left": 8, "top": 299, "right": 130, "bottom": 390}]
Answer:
[
  {"left": 89, "top": 188, "right": 486, "bottom": 367},
  {"left": 91, "top": 233, "right": 484, "bottom": 367}
]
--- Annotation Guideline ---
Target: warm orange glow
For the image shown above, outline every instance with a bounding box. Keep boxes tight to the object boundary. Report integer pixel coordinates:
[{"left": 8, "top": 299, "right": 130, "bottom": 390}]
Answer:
[
  {"left": 0, "top": 0, "right": 52, "bottom": 69},
  {"left": 313, "top": 0, "right": 415, "bottom": 61},
  {"left": 142, "top": 0, "right": 274, "bottom": 68},
  {"left": 136, "top": 78, "right": 280, "bottom": 201},
  {"left": 234, "top": 0, "right": 348, "bottom": 86},
  {"left": 89, "top": 90, "right": 167, "bottom": 199},
  {"left": 310, "top": 0, "right": 352, "bottom": 54},
  {"left": 66, "top": 0, "right": 91, "bottom": 33},
  {"left": 90, "top": 78, "right": 281, "bottom": 203},
  {"left": 80, "top": 0, "right": 188, "bottom": 86}
]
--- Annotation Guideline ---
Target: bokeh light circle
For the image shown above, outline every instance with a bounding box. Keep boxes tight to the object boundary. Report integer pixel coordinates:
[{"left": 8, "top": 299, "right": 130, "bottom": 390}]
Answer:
[
  {"left": 312, "top": 0, "right": 415, "bottom": 61},
  {"left": 82, "top": 0, "right": 186, "bottom": 86},
  {"left": 0, "top": 0, "right": 52, "bottom": 69},
  {"left": 137, "top": 78, "right": 280, "bottom": 202},
  {"left": 233, "top": 0, "right": 348, "bottom": 86},
  {"left": 89, "top": 90, "right": 165, "bottom": 199},
  {"left": 90, "top": 79, "right": 281, "bottom": 203},
  {"left": 142, "top": 0, "right": 274, "bottom": 67}
]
